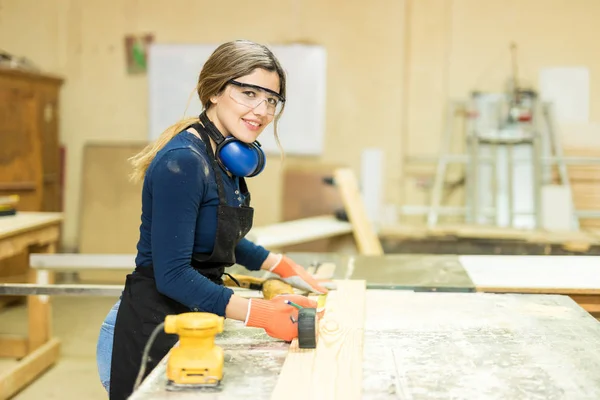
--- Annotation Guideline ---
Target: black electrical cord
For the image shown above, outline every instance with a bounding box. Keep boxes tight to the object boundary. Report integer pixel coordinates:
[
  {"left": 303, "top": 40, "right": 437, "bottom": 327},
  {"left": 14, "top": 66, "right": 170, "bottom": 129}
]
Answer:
[{"left": 133, "top": 322, "right": 165, "bottom": 392}]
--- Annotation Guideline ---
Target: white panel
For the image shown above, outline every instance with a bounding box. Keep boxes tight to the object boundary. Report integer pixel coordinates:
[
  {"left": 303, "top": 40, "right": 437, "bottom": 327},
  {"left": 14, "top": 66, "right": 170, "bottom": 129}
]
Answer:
[
  {"left": 539, "top": 67, "right": 589, "bottom": 124},
  {"left": 360, "top": 148, "right": 384, "bottom": 226},
  {"left": 460, "top": 255, "right": 600, "bottom": 289},
  {"left": 148, "top": 43, "right": 327, "bottom": 155},
  {"left": 541, "top": 185, "right": 574, "bottom": 231}
]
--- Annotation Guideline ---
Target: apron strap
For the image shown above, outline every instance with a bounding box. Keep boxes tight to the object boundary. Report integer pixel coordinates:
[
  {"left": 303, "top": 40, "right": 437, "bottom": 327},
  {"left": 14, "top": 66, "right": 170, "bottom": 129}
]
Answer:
[{"left": 191, "top": 121, "right": 228, "bottom": 207}]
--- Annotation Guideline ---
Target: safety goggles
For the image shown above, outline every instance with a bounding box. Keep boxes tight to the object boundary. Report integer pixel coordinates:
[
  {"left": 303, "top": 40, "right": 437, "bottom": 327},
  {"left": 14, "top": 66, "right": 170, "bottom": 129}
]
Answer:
[{"left": 228, "top": 80, "right": 285, "bottom": 116}]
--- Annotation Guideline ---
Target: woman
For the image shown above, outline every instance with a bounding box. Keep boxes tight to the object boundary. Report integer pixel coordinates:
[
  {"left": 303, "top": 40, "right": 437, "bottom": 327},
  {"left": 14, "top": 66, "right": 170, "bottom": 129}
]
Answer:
[{"left": 96, "top": 39, "right": 327, "bottom": 400}]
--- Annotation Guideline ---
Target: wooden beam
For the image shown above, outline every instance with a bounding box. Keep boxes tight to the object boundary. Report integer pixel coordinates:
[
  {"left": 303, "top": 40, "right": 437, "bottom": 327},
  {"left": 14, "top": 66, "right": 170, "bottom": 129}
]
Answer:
[
  {"left": 0, "top": 335, "right": 28, "bottom": 358},
  {"left": 27, "top": 243, "right": 55, "bottom": 353},
  {"left": 0, "top": 337, "right": 60, "bottom": 400},
  {"left": 333, "top": 168, "right": 383, "bottom": 255},
  {"left": 271, "top": 280, "right": 366, "bottom": 399}
]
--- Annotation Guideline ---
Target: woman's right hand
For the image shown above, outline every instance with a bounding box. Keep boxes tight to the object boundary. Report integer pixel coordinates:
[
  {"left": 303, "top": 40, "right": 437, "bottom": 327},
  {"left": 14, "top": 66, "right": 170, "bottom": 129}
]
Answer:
[{"left": 244, "top": 295, "right": 318, "bottom": 342}]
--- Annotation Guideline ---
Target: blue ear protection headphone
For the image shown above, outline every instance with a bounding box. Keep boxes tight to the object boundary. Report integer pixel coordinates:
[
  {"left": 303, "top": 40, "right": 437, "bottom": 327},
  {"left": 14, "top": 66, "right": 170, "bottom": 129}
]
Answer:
[{"left": 199, "top": 111, "right": 266, "bottom": 177}]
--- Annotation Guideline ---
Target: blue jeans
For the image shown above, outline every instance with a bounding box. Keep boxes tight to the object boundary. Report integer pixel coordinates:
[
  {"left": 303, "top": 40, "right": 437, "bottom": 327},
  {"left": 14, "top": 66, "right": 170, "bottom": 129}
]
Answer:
[{"left": 96, "top": 299, "right": 120, "bottom": 393}]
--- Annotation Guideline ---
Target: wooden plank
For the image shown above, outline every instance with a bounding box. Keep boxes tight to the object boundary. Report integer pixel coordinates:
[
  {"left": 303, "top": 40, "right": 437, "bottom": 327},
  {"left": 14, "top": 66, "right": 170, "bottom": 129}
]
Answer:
[
  {"left": 570, "top": 294, "right": 600, "bottom": 305},
  {"left": 0, "top": 336, "right": 28, "bottom": 358},
  {"left": 334, "top": 168, "right": 383, "bottom": 255},
  {"left": 461, "top": 255, "right": 600, "bottom": 293},
  {"left": 271, "top": 280, "right": 366, "bottom": 400},
  {"left": 565, "top": 294, "right": 600, "bottom": 314},
  {"left": 578, "top": 303, "right": 600, "bottom": 313},
  {"left": 247, "top": 215, "right": 353, "bottom": 249},
  {"left": 0, "top": 337, "right": 60, "bottom": 400}
]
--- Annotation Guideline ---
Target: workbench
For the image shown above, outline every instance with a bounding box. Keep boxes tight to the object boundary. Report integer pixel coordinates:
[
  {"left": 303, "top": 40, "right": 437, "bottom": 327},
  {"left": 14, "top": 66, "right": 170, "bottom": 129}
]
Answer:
[
  {"left": 126, "top": 253, "right": 600, "bottom": 398},
  {"left": 0, "top": 212, "right": 63, "bottom": 400},
  {"left": 130, "top": 290, "right": 600, "bottom": 399},
  {"left": 3, "top": 250, "right": 600, "bottom": 398}
]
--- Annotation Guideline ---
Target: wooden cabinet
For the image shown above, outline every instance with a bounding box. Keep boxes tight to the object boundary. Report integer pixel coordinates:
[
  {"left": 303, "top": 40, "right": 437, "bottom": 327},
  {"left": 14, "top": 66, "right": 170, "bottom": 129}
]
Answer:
[
  {"left": 0, "top": 68, "right": 64, "bottom": 212},
  {"left": 0, "top": 68, "right": 64, "bottom": 307}
]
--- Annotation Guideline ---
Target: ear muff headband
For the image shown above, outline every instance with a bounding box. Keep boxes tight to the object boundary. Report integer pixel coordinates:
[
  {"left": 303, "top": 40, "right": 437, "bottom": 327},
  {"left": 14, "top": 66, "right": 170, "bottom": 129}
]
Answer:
[{"left": 199, "top": 112, "right": 266, "bottom": 177}]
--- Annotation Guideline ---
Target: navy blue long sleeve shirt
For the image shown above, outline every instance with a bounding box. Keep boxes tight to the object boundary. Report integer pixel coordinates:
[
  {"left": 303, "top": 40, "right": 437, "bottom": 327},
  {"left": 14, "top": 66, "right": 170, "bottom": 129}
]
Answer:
[{"left": 134, "top": 130, "right": 270, "bottom": 316}]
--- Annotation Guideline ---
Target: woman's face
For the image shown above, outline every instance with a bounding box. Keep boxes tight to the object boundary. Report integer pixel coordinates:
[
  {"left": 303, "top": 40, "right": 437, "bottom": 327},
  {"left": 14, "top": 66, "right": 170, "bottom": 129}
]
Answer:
[{"left": 209, "top": 68, "right": 282, "bottom": 143}]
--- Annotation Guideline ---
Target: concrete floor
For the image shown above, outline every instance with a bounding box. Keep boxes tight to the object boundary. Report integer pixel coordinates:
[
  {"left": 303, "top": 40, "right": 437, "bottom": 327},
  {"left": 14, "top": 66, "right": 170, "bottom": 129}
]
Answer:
[{"left": 0, "top": 296, "right": 119, "bottom": 399}]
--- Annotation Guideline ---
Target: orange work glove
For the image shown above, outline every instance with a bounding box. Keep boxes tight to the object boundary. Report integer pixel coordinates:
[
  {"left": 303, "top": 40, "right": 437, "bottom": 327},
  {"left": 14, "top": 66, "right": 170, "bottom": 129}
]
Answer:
[
  {"left": 269, "top": 255, "right": 328, "bottom": 294},
  {"left": 245, "top": 294, "right": 318, "bottom": 342}
]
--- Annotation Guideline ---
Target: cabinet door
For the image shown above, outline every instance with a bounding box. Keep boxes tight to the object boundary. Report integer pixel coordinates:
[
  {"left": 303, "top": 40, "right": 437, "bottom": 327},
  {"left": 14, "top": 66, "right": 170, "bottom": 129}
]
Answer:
[
  {"left": 36, "top": 82, "right": 62, "bottom": 211},
  {"left": 0, "top": 77, "right": 43, "bottom": 211}
]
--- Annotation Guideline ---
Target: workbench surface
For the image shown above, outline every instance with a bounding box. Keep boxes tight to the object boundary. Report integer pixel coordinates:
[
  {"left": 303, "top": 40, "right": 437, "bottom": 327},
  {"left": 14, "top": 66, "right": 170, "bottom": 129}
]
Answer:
[
  {"left": 229, "top": 252, "right": 476, "bottom": 292},
  {"left": 0, "top": 211, "right": 63, "bottom": 240},
  {"left": 130, "top": 290, "right": 600, "bottom": 399}
]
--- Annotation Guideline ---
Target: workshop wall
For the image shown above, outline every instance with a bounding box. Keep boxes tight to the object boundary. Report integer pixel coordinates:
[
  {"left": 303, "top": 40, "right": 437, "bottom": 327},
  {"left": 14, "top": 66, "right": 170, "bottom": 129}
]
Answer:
[
  {"left": 2, "top": 0, "right": 600, "bottom": 249},
  {"left": 402, "top": 0, "right": 600, "bottom": 219},
  {"left": 0, "top": 0, "right": 407, "bottom": 250}
]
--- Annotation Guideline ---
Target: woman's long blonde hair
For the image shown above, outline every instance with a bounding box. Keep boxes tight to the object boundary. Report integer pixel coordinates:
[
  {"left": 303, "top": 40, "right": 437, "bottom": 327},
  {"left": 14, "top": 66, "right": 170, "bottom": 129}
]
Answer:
[{"left": 129, "top": 40, "right": 287, "bottom": 182}]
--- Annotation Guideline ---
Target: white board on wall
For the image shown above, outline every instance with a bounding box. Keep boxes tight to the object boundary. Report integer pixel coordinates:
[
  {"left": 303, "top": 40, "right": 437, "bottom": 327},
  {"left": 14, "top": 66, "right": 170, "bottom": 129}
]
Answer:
[
  {"left": 147, "top": 43, "right": 327, "bottom": 155},
  {"left": 539, "top": 67, "right": 589, "bottom": 124}
]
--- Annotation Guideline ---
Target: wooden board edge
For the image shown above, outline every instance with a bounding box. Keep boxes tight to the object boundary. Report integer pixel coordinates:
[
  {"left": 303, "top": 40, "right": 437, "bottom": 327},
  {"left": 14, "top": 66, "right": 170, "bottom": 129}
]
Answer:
[
  {"left": 475, "top": 286, "right": 600, "bottom": 295},
  {"left": 0, "top": 337, "right": 60, "bottom": 399},
  {"left": 270, "top": 279, "right": 366, "bottom": 399}
]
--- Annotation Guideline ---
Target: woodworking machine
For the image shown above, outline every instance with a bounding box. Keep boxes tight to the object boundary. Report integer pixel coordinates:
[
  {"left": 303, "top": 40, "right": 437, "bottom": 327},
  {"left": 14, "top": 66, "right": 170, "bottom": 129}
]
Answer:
[{"left": 164, "top": 312, "right": 225, "bottom": 390}]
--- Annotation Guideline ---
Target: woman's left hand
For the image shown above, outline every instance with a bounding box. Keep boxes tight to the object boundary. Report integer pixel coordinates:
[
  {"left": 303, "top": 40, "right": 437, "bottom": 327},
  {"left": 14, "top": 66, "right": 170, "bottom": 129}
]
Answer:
[{"left": 269, "top": 255, "right": 328, "bottom": 294}]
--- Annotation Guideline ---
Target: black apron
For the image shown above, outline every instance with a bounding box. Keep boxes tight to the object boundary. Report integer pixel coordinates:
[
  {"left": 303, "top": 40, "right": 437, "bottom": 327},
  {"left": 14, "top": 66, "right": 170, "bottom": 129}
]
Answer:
[{"left": 108, "top": 123, "right": 254, "bottom": 400}]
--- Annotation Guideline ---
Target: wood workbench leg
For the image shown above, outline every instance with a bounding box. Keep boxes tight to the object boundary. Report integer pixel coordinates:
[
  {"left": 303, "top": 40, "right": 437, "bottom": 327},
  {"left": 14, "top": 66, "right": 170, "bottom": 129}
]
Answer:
[
  {"left": 27, "top": 243, "right": 56, "bottom": 352},
  {"left": 0, "top": 241, "right": 61, "bottom": 400}
]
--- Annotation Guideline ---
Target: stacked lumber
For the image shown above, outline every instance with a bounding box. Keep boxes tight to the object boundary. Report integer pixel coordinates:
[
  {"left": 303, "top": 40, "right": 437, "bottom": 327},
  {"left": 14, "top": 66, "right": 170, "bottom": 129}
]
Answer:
[{"left": 563, "top": 148, "right": 600, "bottom": 229}]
